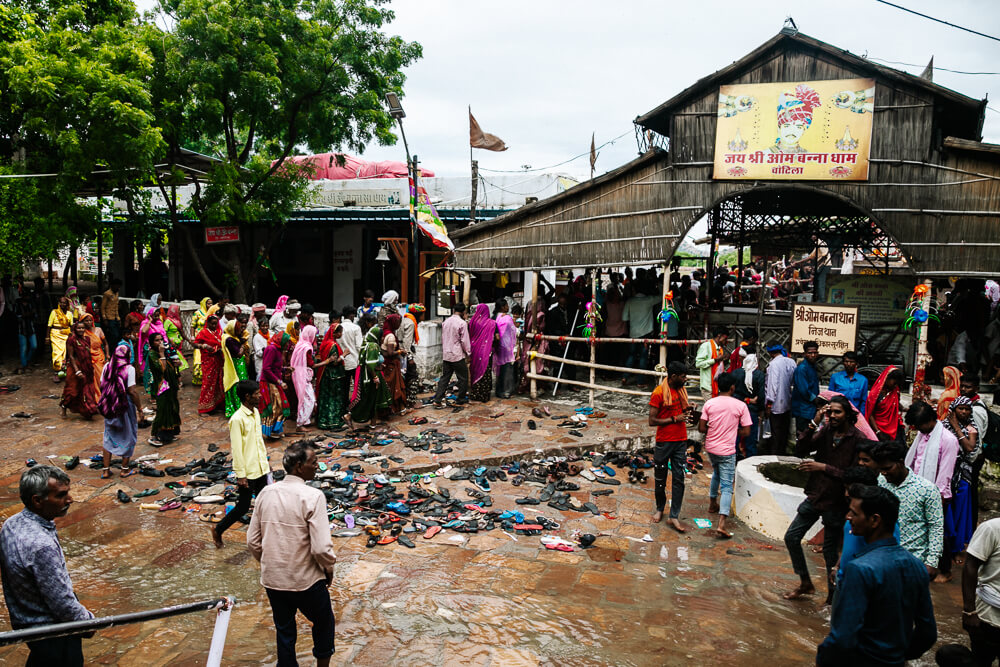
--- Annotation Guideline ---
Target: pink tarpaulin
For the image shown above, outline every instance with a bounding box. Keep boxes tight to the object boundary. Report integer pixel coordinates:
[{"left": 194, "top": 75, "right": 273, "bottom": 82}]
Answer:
[{"left": 277, "top": 153, "right": 434, "bottom": 180}]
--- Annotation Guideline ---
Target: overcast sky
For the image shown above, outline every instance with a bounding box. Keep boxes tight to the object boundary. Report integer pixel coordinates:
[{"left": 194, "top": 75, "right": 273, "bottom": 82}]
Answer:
[{"left": 139, "top": 0, "right": 1000, "bottom": 180}]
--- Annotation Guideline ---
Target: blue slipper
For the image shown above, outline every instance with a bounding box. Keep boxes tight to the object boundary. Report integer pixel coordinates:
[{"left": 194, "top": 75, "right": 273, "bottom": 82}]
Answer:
[{"left": 602, "top": 465, "right": 616, "bottom": 477}]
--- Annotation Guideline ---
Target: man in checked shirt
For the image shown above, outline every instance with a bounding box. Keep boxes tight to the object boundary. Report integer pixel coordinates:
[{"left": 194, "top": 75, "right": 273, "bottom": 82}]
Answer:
[{"left": 0, "top": 466, "right": 94, "bottom": 666}]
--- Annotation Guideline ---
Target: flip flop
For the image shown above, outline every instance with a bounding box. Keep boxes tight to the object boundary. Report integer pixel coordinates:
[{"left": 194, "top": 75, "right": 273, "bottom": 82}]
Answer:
[
  {"left": 398, "top": 536, "right": 415, "bottom": 548},
  {"left": 543, "top": 542, "right": 575, "bottom": 552},
  {"left": 713, "top": 528, "right": 734, "bottom": 539},
  {"left": 332, "top": 529, "right": 363, "bottom": 538},
  {"left": 423, "top": 525, "right": 442, "bottom": 539},
  {"left": 133, "top": 489, "right": 160, "bottom": 498},
  {"left": 158, "top": 500, "right": 182, "bottom": 511},
  {"left": 199, "top": 511, "right": 225, "bottom": 523},
  {"left": 100, "top": 468, "right": 113, "bottom": 479}
]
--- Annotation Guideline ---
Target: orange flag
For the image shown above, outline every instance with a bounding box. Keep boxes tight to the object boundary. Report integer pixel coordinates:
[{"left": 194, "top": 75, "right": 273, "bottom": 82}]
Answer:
[
  {"left": 589, "top": 132, "right": 597, "bottom": 175},
  {"left": 469, "top": 108, "right": 508, "bottom": 152}
]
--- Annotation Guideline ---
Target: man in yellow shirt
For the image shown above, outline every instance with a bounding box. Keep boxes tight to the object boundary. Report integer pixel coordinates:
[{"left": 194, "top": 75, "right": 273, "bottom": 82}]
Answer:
[{"left": 211, "top": 380, "right": 271, "bottom": 548}]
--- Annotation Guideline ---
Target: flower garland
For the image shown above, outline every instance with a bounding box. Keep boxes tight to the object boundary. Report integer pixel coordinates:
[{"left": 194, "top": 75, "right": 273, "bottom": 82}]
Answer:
[{"left": 659, "top": 291, "right": 679, "bottom": 339}]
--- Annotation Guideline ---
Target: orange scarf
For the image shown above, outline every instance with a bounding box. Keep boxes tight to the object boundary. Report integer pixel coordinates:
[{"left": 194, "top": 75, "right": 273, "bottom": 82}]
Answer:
[
  {"left": 405, "top": 313, "right": 420, "bottom": 344},
  {"left": 658, "top": 378, "right": 689, "bottom": 410}
]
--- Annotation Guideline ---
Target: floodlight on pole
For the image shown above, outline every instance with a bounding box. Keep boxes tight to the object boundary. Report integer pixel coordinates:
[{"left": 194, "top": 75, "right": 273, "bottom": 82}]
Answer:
[
  {"left": 384, "top": 92, "right": 406, "bottom": 120},
  {"left": 383, "top": 91, "right": 419, "bottom": 305}
]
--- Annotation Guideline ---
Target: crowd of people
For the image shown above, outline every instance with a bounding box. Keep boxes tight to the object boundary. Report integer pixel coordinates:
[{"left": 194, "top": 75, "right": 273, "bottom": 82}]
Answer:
[{"left": 649, "top": 329, "right": 999, "bottom": 664}]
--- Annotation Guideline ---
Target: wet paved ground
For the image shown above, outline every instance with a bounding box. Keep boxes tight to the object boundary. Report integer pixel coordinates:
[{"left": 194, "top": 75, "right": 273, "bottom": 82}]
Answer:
[{"left": 0, "top": 367, "right": 970, "bottom": 665}]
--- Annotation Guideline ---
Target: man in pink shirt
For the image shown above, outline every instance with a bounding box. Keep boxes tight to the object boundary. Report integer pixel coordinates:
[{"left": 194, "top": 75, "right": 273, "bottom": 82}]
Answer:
[
  {"left": 432, "top": 303, "right": 472, "bottom": 408},
  {"left": 699, "top": 372, "right": 752, "bottom": 538},
  {"left": 903, "top": 402, "right": 959, "bottom": 500}
]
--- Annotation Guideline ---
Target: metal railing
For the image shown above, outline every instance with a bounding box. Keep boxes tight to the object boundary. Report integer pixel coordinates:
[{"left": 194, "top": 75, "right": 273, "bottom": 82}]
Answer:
[{"left": 0, "top": 596, "right": 234, "bottom": 667}]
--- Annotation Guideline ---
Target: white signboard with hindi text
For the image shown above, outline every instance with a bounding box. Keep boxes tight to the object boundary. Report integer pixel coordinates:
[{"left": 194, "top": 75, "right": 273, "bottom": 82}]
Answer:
[{"left": 790, "top": 304, "right": 859, "bottom": 356}]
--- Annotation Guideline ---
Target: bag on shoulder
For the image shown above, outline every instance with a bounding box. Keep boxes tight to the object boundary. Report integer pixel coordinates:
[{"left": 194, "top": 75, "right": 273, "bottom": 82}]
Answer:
[{"left": 974, "top": 400, "right": 1000, "bottom": 462}]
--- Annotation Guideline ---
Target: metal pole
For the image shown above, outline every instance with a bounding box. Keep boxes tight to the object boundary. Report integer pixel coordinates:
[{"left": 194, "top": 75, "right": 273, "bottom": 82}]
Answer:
[
  {"left": 206, "top": 597, "right": 235, "bottom": 667},
  {"left": 659, "top": 264, "right": 669, "bottom": 368},
  {"left": 552, "top": 308, "right": 580, "bottom": 396},
  {"left": 0, "top": 597, "right": 231, "bottom": 647},
  {"left": 410, "top": 153, "right": 421, "bottom": 305}
]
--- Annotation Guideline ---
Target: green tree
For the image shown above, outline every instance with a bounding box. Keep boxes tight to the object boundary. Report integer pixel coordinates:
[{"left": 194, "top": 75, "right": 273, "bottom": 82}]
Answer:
[
  {"left": 149, "top": 0, "right": 421, "bottom": 301},
  {"left": 0, "top": 0, "right": 162, "bottom": 275}
]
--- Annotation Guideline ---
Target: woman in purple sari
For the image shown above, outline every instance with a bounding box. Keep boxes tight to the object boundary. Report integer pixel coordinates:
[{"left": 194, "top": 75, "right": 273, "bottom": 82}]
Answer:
[
  {"left": 468, "top": 303, "right": 498, "bottom": 402},
  {"left": 493, "top": 298, "right": 517, "bottom": 398}
]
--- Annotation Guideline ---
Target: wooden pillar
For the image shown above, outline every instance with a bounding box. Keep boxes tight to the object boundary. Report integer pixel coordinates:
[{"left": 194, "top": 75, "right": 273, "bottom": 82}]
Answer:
[
  {"left": 589, "top": 268, "right": 597, "bottom": 407},
  {"left": 461, "top": 273, "right": 471, "bottom": 305},
  {"left": 911, "top": 278, "right": 934, "bottom": 403},
  {"left": 659, "top": 264, "right": 669, "bottom": 369},
  {"left": 530, "top": 271, "right": 539, "bottom": 400}
]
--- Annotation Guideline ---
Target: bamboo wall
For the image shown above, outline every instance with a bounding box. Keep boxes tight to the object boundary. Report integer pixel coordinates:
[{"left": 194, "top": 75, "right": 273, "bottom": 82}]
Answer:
[{"left": 453, "top": 41, "right": 1000, "bottom": 276}]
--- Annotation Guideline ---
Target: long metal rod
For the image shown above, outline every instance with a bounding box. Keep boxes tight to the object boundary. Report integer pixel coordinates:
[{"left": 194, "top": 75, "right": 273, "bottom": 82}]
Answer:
[
  {"left": 532, "top": 333, "right": 708, "bottom": 345},
  {"left": 552, "top": 308, "right": 580, "bottom": 396},
  {"left": 0, "top": 597, "right": 233, "bottom": 647},
  {"left": 532, "top": 351, "right": 674, "bottom": 377},
  {"left": 458, "top": 233, "right": 680, "bottom": 253}
]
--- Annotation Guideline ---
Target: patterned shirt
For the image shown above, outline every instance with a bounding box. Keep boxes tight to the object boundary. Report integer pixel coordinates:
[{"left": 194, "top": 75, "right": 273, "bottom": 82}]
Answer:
[
  {"left": 0, "top": 509, "right": 93, "bottom": 628},
  {"left": 879, "top": 472, "right": 944, "bottom": 568}
]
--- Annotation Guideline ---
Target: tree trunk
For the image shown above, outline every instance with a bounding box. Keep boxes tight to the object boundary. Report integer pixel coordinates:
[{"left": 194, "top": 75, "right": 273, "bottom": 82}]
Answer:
[
  {"left": 177, "top": 223, "right": 224, "bottom": 299},
  {"left": 225, "top": 244, "right": 248, "bottom": 303}
]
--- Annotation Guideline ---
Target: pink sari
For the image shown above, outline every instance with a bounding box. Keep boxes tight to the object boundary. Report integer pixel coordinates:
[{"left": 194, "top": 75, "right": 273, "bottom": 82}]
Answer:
[
  {"left": 819, "top": 390, "right": 878, "bottom": 440},
  {"left": 137, "top": 317, "right": 167, "bottom": 372},
  {"left": 468, "top": 304, "right": 497, "bottom": 385},
  {"left": 290, "top": 324, "right": 317, "bottom": 426}
]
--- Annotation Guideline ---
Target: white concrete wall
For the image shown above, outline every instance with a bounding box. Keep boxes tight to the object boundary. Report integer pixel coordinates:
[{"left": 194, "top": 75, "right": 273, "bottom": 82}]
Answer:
[
  {"left": 734, "top": 455, "right": 821, "bottom": 542},
  {"left": 416, "top": 320, "right": 443, "bottom": 381}
]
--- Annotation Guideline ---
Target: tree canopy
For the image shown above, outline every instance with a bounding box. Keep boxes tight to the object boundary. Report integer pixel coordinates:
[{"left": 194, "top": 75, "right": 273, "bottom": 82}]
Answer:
[{"left": 149, "top": 0, "right": 422, "bottom": 300}]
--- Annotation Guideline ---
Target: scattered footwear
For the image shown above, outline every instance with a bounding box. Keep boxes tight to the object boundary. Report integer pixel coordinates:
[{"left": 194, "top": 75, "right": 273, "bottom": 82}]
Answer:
[
  {"left": 65, "top": 456, "right": 80, "bottom": 471},
  {"left": 116, "top": 490, "right": 132, "bottom": 503}
]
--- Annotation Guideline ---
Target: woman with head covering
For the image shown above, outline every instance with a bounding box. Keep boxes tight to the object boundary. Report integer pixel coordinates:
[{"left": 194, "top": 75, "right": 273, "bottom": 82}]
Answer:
[
  {"left": 378, "top": 290, "right": 399, "bottom": 329},
  {"left": 99, "top": 344, "right": 144, "bottom": 477},
  {"left": 316, "top": 324, "right": 348, "bottom": 429},
  {"left": 380, "top": 314, "right": 407, "bottom": 413},
  {"left": 403, "top": 304, "right": 425, "bottom": 404},
  {"left": 161, "top": 304, "right": 191, "bottom": 373},
  {"left": 348, "top": 315, "right": 390, "bottom": 428},
  {"left": 64, "top": 285, "right": 85, "bottom": 319},
  {"left": 60, "top": 321, "right": 99, "bottom": 419},
  {"left": 80, "top": 314, "right": 107, "bottom": 397},
  {"left": 937, "top": 365, "right": 961, "bottom": 420},
  {"left": 468, "top": 303, "right": 497, "bottom": 402},
  {"left": 222, "top": 316, "right": 251, "bottom": 418},
  {"left": 519, "top": 294, "right": 548, "bottom": 394},
  {"left": 146, "top": 331, "right": 181, "bottom": 446},
  {"left": 143, "top": 293, "right": 162, "bottom": 316},
  {"left": 123, "top": 299, "right": 145, "bottom": 336},
  {"left": 259, "top": 333, "right": 291, "bottom": 438},
  {"left": 941, "top": 395, "right": 981, "bottom": 580},
  {"left": 46, "top": 295, "right": 74, "bottom": 381},
  {"left": 190, "top": 297, "right": 213, "bottom": 385},
  {"left": 138, "top": 308, "right": 168, "bottom": 395},
  {"left": 285, "top": 319, "right": 300, "bottom": 346},
  {"left": 493, "top": 299, "right": 517, "bottom": 399},
  {"left": 866, "top": 366, "right": 906, "bottom": 440},
  {"left": 268, "top": 295, "right": 290, "bottom": 335},
  {"left": 290, "top": 324, "right": 318, "bottom": 431},
  {"left": 195, "top": 314, "right": 226, "bottom": 414}
]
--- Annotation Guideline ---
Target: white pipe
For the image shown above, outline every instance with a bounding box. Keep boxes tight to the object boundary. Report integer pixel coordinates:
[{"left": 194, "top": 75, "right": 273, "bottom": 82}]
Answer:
[
  {"left": 206, "top": 597, "right": 235, "bottom": 667},
  {"left": 457, "top": 233, "right": 680, "bottom": 253}
]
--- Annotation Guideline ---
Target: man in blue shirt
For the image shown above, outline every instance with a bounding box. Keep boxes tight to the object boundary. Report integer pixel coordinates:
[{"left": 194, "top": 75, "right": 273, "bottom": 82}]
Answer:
[
  {"left": 818, "top": 485, "right": 937, "bottom": 665},
  {"left": 828, "top": 350, "right": 869, "bottom": 415},
  {"left": 0, "top": 466, "right": 94, "bottom": 666},
  {"left": 791, "top": 340, "right": 821, "bottom": 436}
]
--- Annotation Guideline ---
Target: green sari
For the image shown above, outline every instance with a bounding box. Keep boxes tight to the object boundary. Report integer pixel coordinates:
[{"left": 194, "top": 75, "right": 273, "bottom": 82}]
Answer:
[
  {"left": 348, "top": 328, "right": 390, "bottom": 423},
  {"left": 148, "top": 349, "right": 181, "bottom": 443},
  {"left": 163, "top": 319, "right": 190, "bottom": 371},
  {"left": 316, "top": 342, "right": 347, "bottom": 429}
]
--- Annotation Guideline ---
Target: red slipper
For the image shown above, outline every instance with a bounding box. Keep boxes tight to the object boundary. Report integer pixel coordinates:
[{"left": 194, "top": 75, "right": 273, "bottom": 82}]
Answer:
[
  {"left": 513, "top": 523, "right": 544, "bottom": 531},
  {"left": 423, "top": 525, "right": 442, "bottom": 539}
]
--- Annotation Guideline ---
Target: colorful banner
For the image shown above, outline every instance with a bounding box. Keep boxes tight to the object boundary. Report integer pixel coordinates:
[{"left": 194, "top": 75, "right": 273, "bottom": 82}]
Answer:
[
  {"left": 409, "top": 175, "right": 454, "bottom": 251},
  {"left": 713, "top": 78, "right": 874, "bottom": 181}
]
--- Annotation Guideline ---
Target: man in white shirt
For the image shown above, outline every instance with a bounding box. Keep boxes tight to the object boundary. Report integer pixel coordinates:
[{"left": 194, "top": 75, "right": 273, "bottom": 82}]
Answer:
[
  {"left": 963, "top": 517, "right": 1000, "bottom": 663},
  {"left": 339, "top": 306, "right": 362, "bottom": 374},
  {"left": 764, "top": 344, "right": 797, "bottom": 455},
  {"left": 248, "top": 442, "right": 337, "bottom": 667},
  {"left": 269, "top": 300, "right": 300, "bottom": 336}
]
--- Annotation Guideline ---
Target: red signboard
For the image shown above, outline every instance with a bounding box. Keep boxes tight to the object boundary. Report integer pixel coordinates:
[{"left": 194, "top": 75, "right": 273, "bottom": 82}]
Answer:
[{"left": 205, "top": 226, "right": 240, "bottom": 244}]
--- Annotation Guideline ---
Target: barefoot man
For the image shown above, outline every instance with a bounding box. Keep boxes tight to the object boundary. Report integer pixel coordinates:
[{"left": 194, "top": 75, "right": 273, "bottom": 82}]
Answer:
[
  {"left": 649, "top": 361, "right": 694, "bottom": 533},
  {"left": 783, "top": 396, "right": 862, "bottom": 601},
  {"left": 699, "top": 372, "right": 751, "bottom": 539}
]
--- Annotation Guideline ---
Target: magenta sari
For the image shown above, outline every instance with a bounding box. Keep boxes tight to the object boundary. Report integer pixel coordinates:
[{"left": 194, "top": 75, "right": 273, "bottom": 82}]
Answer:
[
  {"left": 494, "top": 312, "right": 517, "bottom": 370},
  {"left": 137, "top": 317, "right": 167, "bottom": 372},
  {"left": 468, "top": 304, "right": 497, "bottom": 385}
]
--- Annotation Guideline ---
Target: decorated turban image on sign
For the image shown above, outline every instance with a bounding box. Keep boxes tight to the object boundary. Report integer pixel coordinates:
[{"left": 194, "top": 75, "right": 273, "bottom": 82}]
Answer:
[{"left": 713, "top": 78, "right": 875, "bottom": 181}]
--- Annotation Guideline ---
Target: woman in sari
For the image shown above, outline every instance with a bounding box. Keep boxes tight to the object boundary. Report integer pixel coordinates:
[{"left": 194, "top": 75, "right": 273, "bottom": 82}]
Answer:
[
  {"left": 190, "top": 297, "right": 212, "bottom": 385},
  {"left": 138, "top": 308, "right": 168, "bottom": 395},
  {"left": 46, "top": 296, "right": 74, "bottom": 381},
  {"left": 161, "top": 304, "right": 193, "bottom": 373},
  {"left": 195, "top": 314, "right": 226, "bottom": 414},
  {"left": 866, "top": 366, "right": 906, "bottom": 440},
  {"left": 494, "top": 299, "right": 517, "bottom": 398},
  {"left": 378, "top": 290, "right": 400, "bottom": 329},
  {"left": 940, "top": 395, "right": 981, "bottom": 582},
  {"left": 937, "top": 365, "right": 962, "bottom": 420},
  {"left": 468, "top": 303, "right": 498, "bottom": 402},
  {"left": 65, "top": 286, "right": 85, "bottom": 319},
  {"left": 99, "top": 344, "right": 143, "bottom": 478},
  {"left": 146, "top": 332, "right": 181, "bottom": 446},
  {"left": 222, "top": 317, "right": 251, "bottom": 418},
  {"left": 81, "top": 314, "right": 107, "bottom": 397},
  {"left": 316, "top": 325, "right": 348, "bottom": 429},
  {"left": 123, "top": 300, "right": 145, "bottom": 334},
  {"left": 519, "top": 295, "right": 548, "bottom": 394},
  {"left": 259, "top": 333, "right": 291, "bottom": 438},
  {"left": 380, "top": 314, "right": 407, "bottom": 413},
  {"left": 404, "top": 304, "right": 425, "bottom": 405},
  {"left": 144, "top": 293, "right": 162, "bottom": 317},
  {"left": 291, "top": 324, "right": 318, "bottom": 431},
  {"left": 61, "top": 321, "right": 99, "bottom": 419},
  {"left": 348, "top": 318, "right": 390, "bottom": 428}
]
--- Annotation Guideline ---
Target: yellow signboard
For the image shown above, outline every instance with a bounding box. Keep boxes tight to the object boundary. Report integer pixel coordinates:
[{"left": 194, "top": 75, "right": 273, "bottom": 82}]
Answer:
[{"left": 713, "top": 78, "right": 874, "bottom": 181}]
